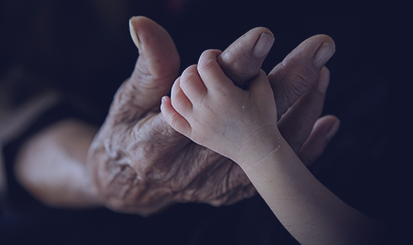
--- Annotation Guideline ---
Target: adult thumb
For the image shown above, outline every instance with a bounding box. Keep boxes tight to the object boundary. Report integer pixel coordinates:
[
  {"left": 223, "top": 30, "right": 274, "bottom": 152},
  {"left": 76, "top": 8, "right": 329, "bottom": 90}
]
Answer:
[{"left": 109, "top": 16, "right": 180, "bottom": 123}]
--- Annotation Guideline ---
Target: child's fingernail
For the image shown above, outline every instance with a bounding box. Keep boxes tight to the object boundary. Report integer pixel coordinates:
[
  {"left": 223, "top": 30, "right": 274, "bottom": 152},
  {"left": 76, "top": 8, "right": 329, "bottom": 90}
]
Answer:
[
  {"left": 129, "top": 17, "right": 142, "bottom": 52},
  {"left": 160, "top": 96, "right": 168, "bottom": 111},
  {"left": 253, "top": 33, "right": 274, "bottom": 58},
  {"left": 314, "top": 42, "right": 335, "bottom": 67}
]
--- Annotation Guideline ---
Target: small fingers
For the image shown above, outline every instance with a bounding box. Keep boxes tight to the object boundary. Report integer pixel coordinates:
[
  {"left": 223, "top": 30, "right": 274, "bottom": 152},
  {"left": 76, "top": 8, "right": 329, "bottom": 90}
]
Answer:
[
  {"left": 180, "top": 65, "right": 207, "bottom": 103},
  {"left": 161, "top": 96, "right": 192, "bottom": 136},
  {"left": 170, "top": 77, "right": 193, "bottom": 118},
  {"left": 197, "top": 50, "right": 233, "bottom": 91}
]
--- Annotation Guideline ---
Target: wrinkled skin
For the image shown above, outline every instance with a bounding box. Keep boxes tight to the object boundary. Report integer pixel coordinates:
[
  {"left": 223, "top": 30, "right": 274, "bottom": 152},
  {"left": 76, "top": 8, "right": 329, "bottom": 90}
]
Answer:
[{"left": 87, "top": 16, "right": 338, "bottom": 216}]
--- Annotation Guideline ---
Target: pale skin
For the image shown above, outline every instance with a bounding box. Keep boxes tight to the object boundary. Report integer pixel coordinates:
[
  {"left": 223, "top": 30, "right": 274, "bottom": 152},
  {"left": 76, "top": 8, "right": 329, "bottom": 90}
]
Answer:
[
  {"left": 161, "top": 50, "right": 386, "bottom": 245},
  {"left": 10, "top": 17, "right": 341, "bottom": 216}
]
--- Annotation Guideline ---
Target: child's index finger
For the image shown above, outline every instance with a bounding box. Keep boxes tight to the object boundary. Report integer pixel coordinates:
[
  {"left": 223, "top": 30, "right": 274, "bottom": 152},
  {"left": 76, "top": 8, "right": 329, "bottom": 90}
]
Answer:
[{"left": 197, "top": 49, "right": 234, "bottom": 91}]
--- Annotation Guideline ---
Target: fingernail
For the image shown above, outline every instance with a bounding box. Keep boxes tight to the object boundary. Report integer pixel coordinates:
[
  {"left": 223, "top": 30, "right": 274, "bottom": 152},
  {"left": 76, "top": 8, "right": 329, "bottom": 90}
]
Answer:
[
  {"left": 314, "top": 42, "right": 335, "bottom": 67},
  {"left": 160, "top": 96, "right": 169, "bottom": 111},
  {"left": 317, "top": 66, "right": 330, "bottom": 93},
  {"left": 253, "top": 33, "right": 274, "bottom": 58},
  {"left": 129, "top": 17, "right": 142, "bottom": 52},
  {"left": 326, "top": 120, "right": 340, "bottom": 139}
]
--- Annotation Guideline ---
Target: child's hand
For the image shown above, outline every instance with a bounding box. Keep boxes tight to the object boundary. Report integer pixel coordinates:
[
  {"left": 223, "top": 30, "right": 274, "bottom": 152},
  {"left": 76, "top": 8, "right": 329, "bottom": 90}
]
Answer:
[{"left": 161, "top": 50, "right": 281, "bottom": 166}]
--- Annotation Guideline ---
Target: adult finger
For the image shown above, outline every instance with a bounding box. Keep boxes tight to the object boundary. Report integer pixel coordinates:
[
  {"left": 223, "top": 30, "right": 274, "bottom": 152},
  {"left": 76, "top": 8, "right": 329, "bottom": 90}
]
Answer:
[
  {"left": 109, "top": 16, "right": 180, "bottom": 123},
  {"left": 218, "top": 27, "right": 274, "bottom": 89},
  {"left": 300, "top": 115, "right": 340, "bottom": 166},
  {"left": 278, "top": 66, "right": 330, "bottom": 153},
  {"left": 268, "top": 34, "right": 335, "bottom": 119}
]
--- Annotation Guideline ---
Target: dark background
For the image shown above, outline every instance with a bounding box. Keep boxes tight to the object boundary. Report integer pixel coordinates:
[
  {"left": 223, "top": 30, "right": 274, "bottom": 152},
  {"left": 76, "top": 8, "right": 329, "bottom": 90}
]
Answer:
[{"left": 1, "top": 0, "right": 394, "bottom": 244}]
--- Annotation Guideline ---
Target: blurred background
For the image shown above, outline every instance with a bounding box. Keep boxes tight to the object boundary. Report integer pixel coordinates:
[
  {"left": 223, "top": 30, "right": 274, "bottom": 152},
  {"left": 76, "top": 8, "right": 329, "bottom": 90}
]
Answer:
[{"left": 1, "top": 0, "right": 391, "bottom": 244}]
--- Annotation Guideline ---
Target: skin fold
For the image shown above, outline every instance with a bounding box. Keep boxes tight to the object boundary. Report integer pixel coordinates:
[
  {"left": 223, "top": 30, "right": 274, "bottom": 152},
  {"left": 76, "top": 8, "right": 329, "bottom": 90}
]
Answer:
[
  {"left": 161, "top": 49, "right": 384, "bottom": 245},
  {"left": 15, "top": 17, "right": 339, "bottom": 216}
]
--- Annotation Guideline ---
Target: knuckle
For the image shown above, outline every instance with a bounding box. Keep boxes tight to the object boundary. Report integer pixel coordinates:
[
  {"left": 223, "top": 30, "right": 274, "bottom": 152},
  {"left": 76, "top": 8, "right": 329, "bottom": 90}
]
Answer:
[
  {"left": 231, "top": 67, "right": 254, "bottom": 84},
  {"left": 167, "top": 113, "right": 183, "bottom": 131},
  {"left": 183, "top": 64, "right": 198, "bottom": 75},
  {"left": 198, "top": 58, "right": 215, "bottom": 74},
  {"left": 180, "top": 69, "right": 198, "bottom": 90},
  {"left": 280, "top": 79, "right": 303, "bottom": 105},
  {"left": 290, "top": 67, "right": 317, "bottom": 92},
  {"left": 198, "top": 49, "right": 220, "bottom": 73},
  {"left": 277, "top": 66, "right": 320, "bottom": 116}
]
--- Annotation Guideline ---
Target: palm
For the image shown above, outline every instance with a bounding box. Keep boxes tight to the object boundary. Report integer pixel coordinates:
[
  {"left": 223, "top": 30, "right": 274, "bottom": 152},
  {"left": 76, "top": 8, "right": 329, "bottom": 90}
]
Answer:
[{"left": 87, "top": 16, "right": 338, "bottom": 215}]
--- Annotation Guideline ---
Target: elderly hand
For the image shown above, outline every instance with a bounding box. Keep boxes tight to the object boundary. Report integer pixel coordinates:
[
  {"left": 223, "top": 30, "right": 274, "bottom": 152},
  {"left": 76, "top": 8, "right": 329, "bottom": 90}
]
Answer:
[{"left": 86, "top": 16, "right": 339, "bottom": 216}]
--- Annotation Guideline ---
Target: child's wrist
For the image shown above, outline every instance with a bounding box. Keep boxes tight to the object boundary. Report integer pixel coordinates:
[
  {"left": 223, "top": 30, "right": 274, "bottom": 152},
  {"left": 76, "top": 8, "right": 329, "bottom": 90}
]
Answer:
[{"left": 232, "top": 125, "right": 282, "bottom": 169}]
